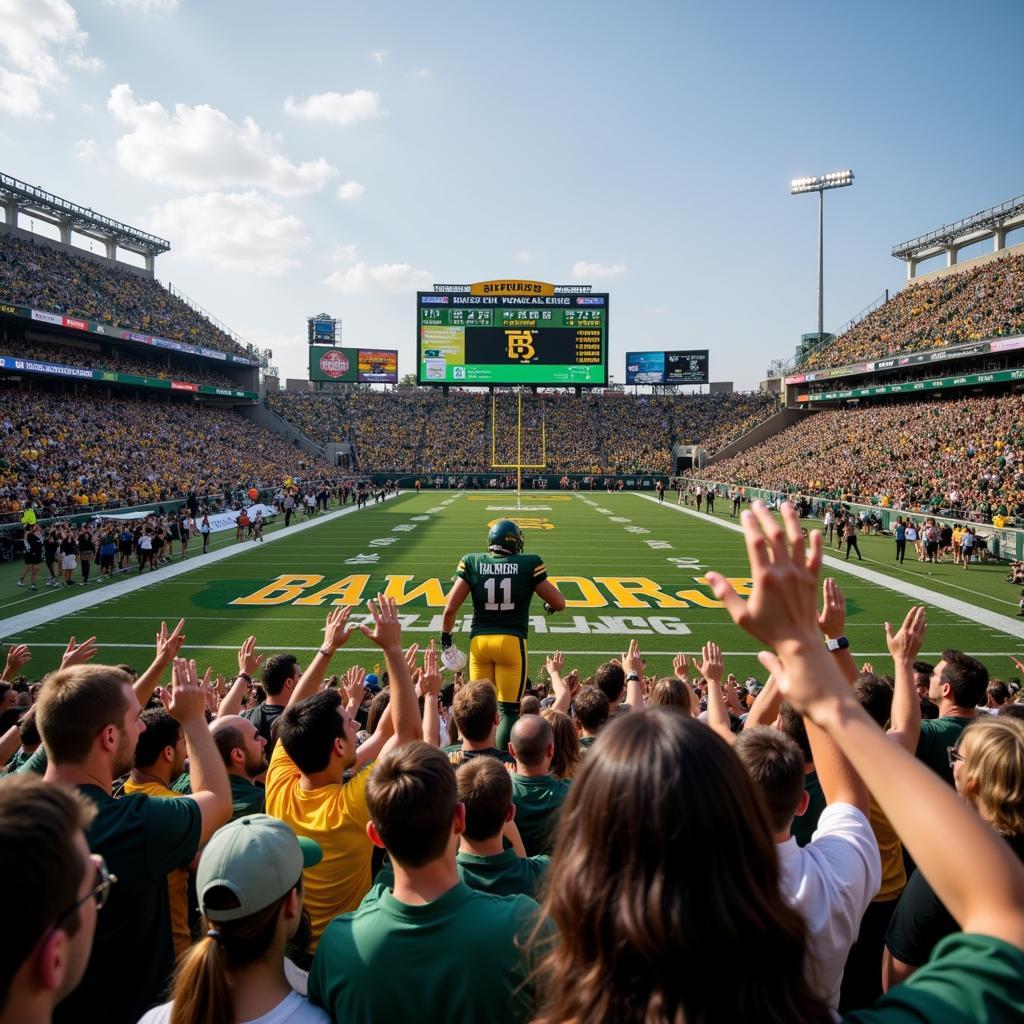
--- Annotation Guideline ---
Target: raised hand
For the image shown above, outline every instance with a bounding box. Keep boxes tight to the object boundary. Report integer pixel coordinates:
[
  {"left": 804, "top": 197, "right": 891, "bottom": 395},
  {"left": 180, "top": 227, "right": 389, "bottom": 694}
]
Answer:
[
  {"left": 421, "top": 640, "right": 442, "bottom": 696},
  {"left": 359, "top": 595, "right": 403, "bottom": 652},
  {"left": 155, "top": 686, "right": 173, "bottom": 712},
  {"left": 168, "top": 658, "right": 208, "bottom": 723},
  {"left": 404, "top": 643, "right": 420, "bottom": 674},
  {"left": 621, "top": 638, "right": 642, "bottom": 678},
  {"left": 320, "top": 606, "right": 355, "bottom": 654},
  {"left": 546, "top": 650, "right": 565, "bottom": 677},
  {"left": 155, "top": 619, "right": 186, "bottom": 664},
  {"left": 885, "top": 606, "right": 927, "bottom": 664},
  {"left": 2, "top": 643, "right": 31, "bottom": 680},
  {"left": 237, "top": 634, "right": 263, "bottom": 677},
  {"left": 817, "top": 577, "right": 847, "bottom": 638},
  {"left": 706, "top": 501, "right": 823, "bottom": 653},
  {"left": 61, "top": 635, "right": 98, "bottom": 671},
  {"left": 673, "top": 652, "right": 690, "bottom": 682},
  {"left": 342, "top": 664, "right": 367, "bottom": 706},
  {"left": 693, "top": 640, "right": 724, "bottom": 686}
]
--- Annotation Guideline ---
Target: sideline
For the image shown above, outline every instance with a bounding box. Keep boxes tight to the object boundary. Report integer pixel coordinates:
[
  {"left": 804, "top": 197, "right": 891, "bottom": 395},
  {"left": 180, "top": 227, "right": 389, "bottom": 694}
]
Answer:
[
  {"left": 633, "top": 493, "right": 1024, "bottom": 641},
  {"left": 0, "top": 492, "right": 407, "bottom": 641}
]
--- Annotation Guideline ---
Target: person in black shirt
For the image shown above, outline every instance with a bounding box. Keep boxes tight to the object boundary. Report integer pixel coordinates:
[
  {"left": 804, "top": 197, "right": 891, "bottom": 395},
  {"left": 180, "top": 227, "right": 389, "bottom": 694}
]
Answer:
[
  {"left": 77, "top": 527, "right": 95, "bottom": 586},
  {"left": 883, "top": 716, "right": 1024, "bottom": 989},
  {"left": 44, "top": 527, "right": 61, "bottom": 587},
  {"left": 17, "top": 524, "right": 43, "bottom": 590},
  {"left": 59, "top": 530, "right": 78, "bottom": 587}
]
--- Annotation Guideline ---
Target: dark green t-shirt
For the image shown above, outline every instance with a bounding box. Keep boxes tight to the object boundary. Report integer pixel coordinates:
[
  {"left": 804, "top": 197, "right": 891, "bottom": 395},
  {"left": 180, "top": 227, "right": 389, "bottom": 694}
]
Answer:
[
  {"left": 456, "top": 552, "right": 548, "bottom": 639},
  {"left": 915, "top": 716, "right": 971, "bottom": 786},
  {"left": 442, "top": 743, "right": 515, "bottom": 767},
  {"left": 55, "top": 785, "right": 201, "bottom": 1024},
  {"left": 172, "top": 772, "right": 265, "bottom": 819},
  {"left": 457, "top": 848, "right": 550, "bottom": 899},
  {"left": 309, "top": 881, "right": 539, "bottom": 1024},
  {"left": 792, "top": 770, "right": 827, "bottom": 848},
  {"left": 843, "top": 932, "right": 1024, "bottom": 1023},
  {"left": 511, "top": 773, "right": 572, "bottom": 856}
]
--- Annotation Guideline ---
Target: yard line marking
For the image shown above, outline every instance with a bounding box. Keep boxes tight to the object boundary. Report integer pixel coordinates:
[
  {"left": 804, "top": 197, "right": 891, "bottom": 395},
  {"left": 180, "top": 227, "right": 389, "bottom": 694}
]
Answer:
[
  {"left": 0, "top": 493, "right": 408, "bottom": 641},
  {"left": 634, "top": 494, "right": 1024, "bottom": 641}
]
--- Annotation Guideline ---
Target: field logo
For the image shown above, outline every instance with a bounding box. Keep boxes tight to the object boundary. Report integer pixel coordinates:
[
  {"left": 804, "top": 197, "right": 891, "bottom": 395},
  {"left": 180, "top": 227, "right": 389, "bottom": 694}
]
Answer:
[{"left": 319, "top": 349, "right": 350, "bottom": 378}]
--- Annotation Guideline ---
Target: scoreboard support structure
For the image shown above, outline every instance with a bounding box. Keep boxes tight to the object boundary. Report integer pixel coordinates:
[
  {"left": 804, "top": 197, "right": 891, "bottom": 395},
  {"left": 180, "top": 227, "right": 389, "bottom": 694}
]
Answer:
[{"left": 490, "top": 389, "right": 547, "bottom": 510}]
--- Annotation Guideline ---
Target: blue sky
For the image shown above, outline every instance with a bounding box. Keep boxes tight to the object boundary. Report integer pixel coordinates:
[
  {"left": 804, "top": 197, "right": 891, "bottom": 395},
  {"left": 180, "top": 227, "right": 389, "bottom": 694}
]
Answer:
[{"left": 3, "top": 0, "right": 1023, "bottom": 387}]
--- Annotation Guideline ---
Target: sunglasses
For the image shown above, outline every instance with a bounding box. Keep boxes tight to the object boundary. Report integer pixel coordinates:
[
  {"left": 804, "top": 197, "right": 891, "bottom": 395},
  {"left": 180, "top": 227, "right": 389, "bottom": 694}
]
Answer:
[
  {"left": 947, "top": 745, "right": 966, "bottom": 770},
  {"left": 56, "top": 854, "right": 118, "bottom": 928}
]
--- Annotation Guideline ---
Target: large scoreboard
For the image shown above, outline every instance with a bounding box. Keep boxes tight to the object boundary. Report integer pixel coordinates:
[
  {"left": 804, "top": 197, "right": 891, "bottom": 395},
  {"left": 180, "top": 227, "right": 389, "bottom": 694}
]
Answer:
[{"left": 417, "top": 281, "right": 608, "bottom": 386}]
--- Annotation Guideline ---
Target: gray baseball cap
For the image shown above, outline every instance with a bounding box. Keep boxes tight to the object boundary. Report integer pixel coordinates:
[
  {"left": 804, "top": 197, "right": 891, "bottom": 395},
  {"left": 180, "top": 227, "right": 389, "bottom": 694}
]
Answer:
[{"left": 197, "top": 814, "right": 322, "bottom": 922}]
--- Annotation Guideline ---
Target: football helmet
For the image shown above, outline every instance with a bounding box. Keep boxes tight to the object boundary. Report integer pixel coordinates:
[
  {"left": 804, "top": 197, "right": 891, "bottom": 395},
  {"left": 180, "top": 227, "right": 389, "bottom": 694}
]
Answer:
[{"left": 487, "top": 518, "right": 524, "bottom": 554}]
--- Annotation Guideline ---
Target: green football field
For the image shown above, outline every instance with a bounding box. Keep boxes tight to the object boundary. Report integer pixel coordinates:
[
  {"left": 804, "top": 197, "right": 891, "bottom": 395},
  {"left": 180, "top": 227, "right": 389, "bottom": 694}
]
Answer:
[{"left": 1, "top": 491, "right": 1022, "bottom": 687}]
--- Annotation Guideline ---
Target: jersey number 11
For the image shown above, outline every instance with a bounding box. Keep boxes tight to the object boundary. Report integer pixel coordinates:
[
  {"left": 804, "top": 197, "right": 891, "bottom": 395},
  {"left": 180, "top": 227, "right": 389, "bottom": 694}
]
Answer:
[{"left": 483, "top": 577, "right": 515, "bottom": 611}]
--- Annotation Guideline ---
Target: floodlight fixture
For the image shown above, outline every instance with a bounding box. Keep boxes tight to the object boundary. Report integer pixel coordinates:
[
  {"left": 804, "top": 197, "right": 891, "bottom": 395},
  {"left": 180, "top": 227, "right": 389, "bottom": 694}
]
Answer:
[{"left": 790, "top": 169, "right": 855, "bottom": 336}]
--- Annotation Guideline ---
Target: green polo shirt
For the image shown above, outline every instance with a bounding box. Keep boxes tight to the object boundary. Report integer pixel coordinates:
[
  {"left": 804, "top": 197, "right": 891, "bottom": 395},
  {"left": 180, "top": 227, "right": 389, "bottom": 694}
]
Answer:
[
  {"left": 511, "top": 773, "right": 571, "bottom": 856},
  {"left": 915, "top": 716, "right": 972, "bottom": 786},
  {"left": 844, "top": 933, "right": 1024, "bottom": 1023},
  {"left": 457, "top": 848, "right": 549, "bottom": 899},
  {"left": 172, "top": 772, "right": 265, "bottom": 820},
  {"left": 55, "top": 785, "right": 201, "bottom": 1024},
  {"left": 309, "top": 881, "right": 539, "bottom": 1024}
]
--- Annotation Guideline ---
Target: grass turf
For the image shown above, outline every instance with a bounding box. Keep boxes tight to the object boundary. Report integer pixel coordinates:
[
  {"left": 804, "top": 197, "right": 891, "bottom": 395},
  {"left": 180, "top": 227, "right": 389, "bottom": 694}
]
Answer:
[{"left": 0, "top": 491, "right": 1021, "bottom": 687}]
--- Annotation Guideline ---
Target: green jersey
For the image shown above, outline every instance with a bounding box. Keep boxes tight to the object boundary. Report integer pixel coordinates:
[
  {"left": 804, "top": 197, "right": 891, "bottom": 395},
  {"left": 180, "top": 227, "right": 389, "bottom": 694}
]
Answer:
[{"left": 456, "top": 552, "right": 548, "bottom": 640}]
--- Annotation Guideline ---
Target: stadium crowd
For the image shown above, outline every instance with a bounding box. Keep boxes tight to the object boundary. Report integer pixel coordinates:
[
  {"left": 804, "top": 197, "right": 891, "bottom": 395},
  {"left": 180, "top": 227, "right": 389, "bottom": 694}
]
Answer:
[
  {"left": 3, "top": 504, "right": 1024, "bottom": 1024},
  {"left": 0, "top": 386, "right": 333, "bottom": 519},
  {"left": 269, "top": 389, "right": 778, "bottom": 475},
  {"left": 0, "top": 234, "right": 254, "bottom": 360},
  {"left": 701, "top": 393, "right": 1024, "bottom": 521},
  {"left": 0, "top": 338, "right": 245, "bottom": 392},
  {"left": 802, "top": 250, "right": 1024, "bottom": 371}
]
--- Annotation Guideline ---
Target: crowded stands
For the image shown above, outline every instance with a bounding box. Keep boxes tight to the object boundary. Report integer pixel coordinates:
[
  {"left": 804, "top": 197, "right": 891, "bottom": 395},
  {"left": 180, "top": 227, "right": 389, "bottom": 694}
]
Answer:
[
  {"left": 4, "top": 504, "right": 1024, "bottom": 1024},
  {"left": 0, "top": 234, "right": 255, "bottom": 360},
  {"left": 700, "top": 393, "right": 1024, "bottom": 521},
  {"left": 0, "top": 386, "right": 333, "bottom": 520},
  {"left": 802, "top": 250, "right": 1024, "bottom": 371},
  {"left": 268, "top": 388, "right": 778, "bottom": 474}
]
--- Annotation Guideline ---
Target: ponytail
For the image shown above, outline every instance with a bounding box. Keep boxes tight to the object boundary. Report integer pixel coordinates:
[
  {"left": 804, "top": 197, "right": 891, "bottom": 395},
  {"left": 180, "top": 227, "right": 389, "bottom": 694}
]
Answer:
[
  {"left": 166, "top": 889, "right": 291, "bottom": 1024},
  {"left": 168, "top": 933, "right": 231, "bottom": 1024}
]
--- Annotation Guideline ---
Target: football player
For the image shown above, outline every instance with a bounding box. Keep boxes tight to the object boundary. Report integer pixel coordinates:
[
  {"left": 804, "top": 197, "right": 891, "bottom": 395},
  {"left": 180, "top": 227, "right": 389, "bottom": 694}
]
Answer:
[{"left": 441, "top": 518, "right": 566, "bottom": 748}]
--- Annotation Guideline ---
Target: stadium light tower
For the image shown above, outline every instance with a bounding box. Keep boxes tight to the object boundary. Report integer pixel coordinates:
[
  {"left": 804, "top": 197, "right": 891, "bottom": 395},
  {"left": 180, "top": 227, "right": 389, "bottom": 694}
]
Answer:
[{"left": 790, "top": 169, "right": 854, "bottom": 337}]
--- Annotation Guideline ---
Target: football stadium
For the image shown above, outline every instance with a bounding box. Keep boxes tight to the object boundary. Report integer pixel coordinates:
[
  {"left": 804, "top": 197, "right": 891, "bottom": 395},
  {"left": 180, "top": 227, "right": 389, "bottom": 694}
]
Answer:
[{"left": 3, "top": 4, "right": 1024, "bottom": 1024}]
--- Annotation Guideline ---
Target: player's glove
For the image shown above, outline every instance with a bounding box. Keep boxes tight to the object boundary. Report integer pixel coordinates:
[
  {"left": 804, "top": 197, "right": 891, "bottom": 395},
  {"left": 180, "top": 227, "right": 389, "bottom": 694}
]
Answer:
[
  {"left": 440, "top": 632, "right": 453, "bottom": 650},
  {"left": 543, "top": 603, "right": 556, "bottom": 615}
]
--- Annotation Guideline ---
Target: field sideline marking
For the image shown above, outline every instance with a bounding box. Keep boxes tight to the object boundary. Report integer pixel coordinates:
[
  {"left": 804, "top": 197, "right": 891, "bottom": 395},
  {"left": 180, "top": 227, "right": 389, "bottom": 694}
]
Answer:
[
  {"left": 633, "top": 494, "right": 1024, "bottom": 641},
  {"left": 0, "top": 493, "right": 408, "bottom": 641}
]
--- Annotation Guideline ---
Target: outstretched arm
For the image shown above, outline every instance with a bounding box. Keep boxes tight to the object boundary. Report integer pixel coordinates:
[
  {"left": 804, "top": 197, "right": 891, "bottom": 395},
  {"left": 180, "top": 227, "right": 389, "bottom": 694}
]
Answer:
[
  {"left": 289, "top": 607, "right": 355, "bottom": 707},
  {"left": 886, "top": 606, "right": 928, "bottom": 753},
  {"left": 708, "top": 501, "right": 1024, "bottom": 949}
]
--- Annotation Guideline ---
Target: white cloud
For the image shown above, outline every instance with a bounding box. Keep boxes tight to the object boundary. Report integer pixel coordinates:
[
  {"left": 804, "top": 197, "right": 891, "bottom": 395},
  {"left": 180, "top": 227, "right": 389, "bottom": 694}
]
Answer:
[
  {"left": 325, "top": 261, "right": 433, "bottom": 295},
  {"left": 72, "top": 138, "right": 98, "bottom": 163},
  {"left": 411, "top": 68, "right": 432, "bottom": 79},
  {"left": 108, "top": 84, "right": 335, "bottom": 197},
  {"left": 284, "top": 89, "right": 386, "bottom": 126},
  {"left": 145, "top": 192, "right": 310, "bottom": 276},
  {"left": 370, "top": 48, "right": 389, "bottom": 64},
  {"left": 105, "top": 0, "right": 179, "bottom": 12},
  {"left": 571, "top": 260, "right": 627, "bottom": 280},
  {"left": 332, "top": 243, "right": 358, "bottom": 264},
  {"left": 0, "top": 0, "right": 103, "bottom": 119},
  {"left": 336, "top": 180, "right": 365, "bottom": 202}
]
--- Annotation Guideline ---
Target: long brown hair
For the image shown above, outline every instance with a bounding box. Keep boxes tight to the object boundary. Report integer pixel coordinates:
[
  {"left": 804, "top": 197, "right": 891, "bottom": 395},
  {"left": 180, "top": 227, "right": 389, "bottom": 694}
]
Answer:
[
  {"left": 541, "top": 708, "right": 581, "bottom": 779},
  {"left": 168, "top": 885, "right": 293, "bottom": 1024},
  {"left": 532, "top": 708, "right": 830, "bottom": 1024}
]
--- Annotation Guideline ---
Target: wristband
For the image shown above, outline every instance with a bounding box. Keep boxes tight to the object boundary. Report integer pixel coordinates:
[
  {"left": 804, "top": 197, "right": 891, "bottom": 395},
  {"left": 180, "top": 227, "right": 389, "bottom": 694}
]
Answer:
[
  {"left": 318, "top": 647, "right": 332, "bottom": 658},
  {"left": 236, "top": 672, "right": 252, "bottom": 684},
  {"left": 440, "top": 632, "right": 453, "bottom": 650},
  {"left": 626, "top": 673, "right": 640, "bottom": 682},
  {"left": 824, "top": 636, "right": 850, "bottom": 652}
]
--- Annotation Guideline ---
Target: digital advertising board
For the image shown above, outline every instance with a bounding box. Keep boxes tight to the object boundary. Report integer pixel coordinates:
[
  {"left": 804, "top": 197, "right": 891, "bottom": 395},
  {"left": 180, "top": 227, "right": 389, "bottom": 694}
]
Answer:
[
  {"left": 626, "top": 349, "right": 709, "bottom": 385},
  {"left": 309, "top": 346, "right": 398, "bottom": 384},
  {"left": 417, "top": 281, "right": 608, "bottom": 386}
]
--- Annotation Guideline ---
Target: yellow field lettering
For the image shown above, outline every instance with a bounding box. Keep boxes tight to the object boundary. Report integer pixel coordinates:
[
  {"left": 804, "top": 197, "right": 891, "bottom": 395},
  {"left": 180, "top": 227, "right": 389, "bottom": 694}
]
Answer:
[
  {"left": 232, "top": 574, "right": 324, "bottom": 606},
  {"left": 294, "top": 574, "right": 372, "bottom": 607}
]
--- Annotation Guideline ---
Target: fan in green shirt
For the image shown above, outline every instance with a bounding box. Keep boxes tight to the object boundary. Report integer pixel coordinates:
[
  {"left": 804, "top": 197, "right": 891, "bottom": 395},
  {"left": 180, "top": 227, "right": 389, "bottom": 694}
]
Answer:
[
  {"left": 310, "top": 741, "right": 542, "bottom": 1024},
  {"left": 509, "top": 715, "right": 572, "bottom": 856}
]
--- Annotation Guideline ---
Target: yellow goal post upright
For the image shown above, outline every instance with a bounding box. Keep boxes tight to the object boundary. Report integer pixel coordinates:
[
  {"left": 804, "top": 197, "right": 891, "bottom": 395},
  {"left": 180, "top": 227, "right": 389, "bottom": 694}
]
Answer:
[{"left": 490, "top": 388, "right": 546, "bottom": 510}]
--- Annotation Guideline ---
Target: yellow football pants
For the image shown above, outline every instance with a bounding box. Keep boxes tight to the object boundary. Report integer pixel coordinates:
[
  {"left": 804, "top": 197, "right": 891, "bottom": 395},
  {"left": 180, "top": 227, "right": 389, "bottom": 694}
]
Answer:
[{"left": 469, "top": 634, "right": 528, "bottom": 704}]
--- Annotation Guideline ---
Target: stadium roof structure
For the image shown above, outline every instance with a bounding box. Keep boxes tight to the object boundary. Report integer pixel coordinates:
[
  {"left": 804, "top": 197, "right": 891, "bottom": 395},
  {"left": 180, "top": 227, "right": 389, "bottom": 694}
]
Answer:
[
  {"left": 0, "top": 172, "right": 170, "bottom": 268},
  {"left": 892, "top": 192, "right": 1024, "bottom": 269}
]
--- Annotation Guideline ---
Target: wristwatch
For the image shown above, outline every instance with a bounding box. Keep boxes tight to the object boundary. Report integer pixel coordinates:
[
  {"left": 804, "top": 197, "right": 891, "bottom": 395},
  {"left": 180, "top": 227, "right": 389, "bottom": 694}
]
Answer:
[
  {"left": 625, "top": 672, "right": 640, "bottom": 682},
  {"left": 825, "top": 636, "right": 850, "bottom": 652}
]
